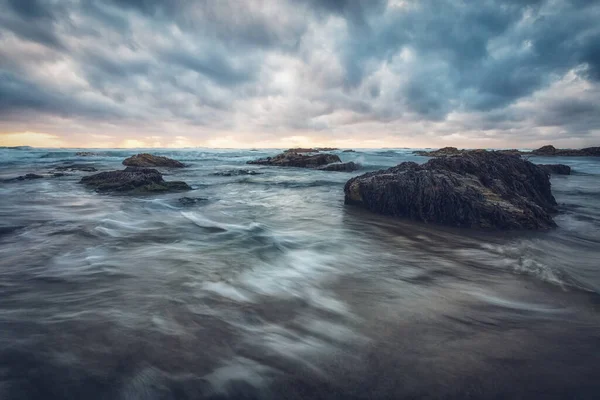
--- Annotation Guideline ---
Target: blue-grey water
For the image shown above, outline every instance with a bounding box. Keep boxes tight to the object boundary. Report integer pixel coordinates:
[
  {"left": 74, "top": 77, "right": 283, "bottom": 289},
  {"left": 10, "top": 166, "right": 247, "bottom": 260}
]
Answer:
[{"left": 0, "top": 147, "right": 599, "bottom": 399}]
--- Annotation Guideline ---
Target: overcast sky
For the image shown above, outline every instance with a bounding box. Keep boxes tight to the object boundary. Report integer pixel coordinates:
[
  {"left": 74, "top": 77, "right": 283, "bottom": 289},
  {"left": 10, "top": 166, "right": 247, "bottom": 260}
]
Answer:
[{"left": 0, "top": 0, "right": 599, "bottom": 148}]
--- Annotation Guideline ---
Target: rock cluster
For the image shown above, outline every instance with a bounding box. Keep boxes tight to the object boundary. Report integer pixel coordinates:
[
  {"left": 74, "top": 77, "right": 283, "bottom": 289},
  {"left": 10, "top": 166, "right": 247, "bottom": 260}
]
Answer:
[
  {"left": 414, "top": 147, "right": 521, "bottom": 157},
  {"left": 345, "top": 151, "right": 558, "bottom": 230},
  {"left": 531, "top": 145, "right": 600, "bottom": 157},
  {"left": 80, "top": 167, "right": 190, "bottom": 193},
  {"left": 122, "top": 153, "right": 185, "bottom": 168},
  {"left": 283, "top": 147, "right": 339, "bottom": 153},
  {"left": 248, "top": 152, "right": 341, "bottom": 168}
]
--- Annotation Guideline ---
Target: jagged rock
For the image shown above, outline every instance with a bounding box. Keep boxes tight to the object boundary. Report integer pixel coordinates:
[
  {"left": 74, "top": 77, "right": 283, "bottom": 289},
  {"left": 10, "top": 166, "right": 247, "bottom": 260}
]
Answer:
[
  {"left": 317, "top": 162, "right": 360, "bottom": 172},
  {"left": 247, "top": 152, "right": 341, "bottom": 168},
  {"left": 538, "top": 164, "right": 571, "bottom": 175},
  {"left": 122, "top": 153, "right": 185, "bottom": 168},
  {"left": 54, "top": 164, "right": 98, "bottom": 172},
  {"left": 212, "top": 169, "right": 262, "bottom": 176},
  {"left": 80, "top": 167, "right": 190, "bottom": 193},
  {"left": 345, "top": 151, "right": 558, "bottom": 230},
  {"left": 531, "top": 145, "right": 600, "bottom": 157}
]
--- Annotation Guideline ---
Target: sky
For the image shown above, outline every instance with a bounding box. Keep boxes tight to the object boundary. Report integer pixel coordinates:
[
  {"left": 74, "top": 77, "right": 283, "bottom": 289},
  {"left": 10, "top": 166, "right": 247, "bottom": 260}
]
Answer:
[{"left": 0, "top": 0, "right": 599, "bottom": 149}]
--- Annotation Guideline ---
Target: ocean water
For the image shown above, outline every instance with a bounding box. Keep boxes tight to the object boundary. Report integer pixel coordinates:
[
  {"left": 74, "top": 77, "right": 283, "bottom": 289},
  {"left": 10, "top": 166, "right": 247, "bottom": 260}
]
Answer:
[{"left": 0, "top": 147, "right": 599, "bottom": 399}]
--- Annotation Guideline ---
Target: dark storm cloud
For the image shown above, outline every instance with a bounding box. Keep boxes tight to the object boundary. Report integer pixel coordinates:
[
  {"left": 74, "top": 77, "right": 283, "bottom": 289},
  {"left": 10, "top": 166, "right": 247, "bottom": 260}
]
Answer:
[
  {"left": 0, "top": 71, "right": 124, "bottom": 119},
  {"left": 0, "top": 0, "right": 599, "bottom": 144}
]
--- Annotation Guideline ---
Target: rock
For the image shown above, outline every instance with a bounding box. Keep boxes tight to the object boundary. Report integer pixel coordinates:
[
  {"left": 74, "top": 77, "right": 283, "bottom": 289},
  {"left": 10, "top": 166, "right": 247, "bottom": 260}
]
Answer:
[
  {"left": 284, "top": 148, "right": 321, "bottom": 153},
  {"left": 75, "top": 152, "right": 100, "bottom": 157},
  {"left": 54, "top": 164, "right": 98, "bottom": 172},
  {"left": 415, "top": 147, "right": 521, "bottom": 157},
  {"left": 5, "top": 173, "right": 45, "bottom": 182},
  {"left": 212, "top": 169, "right": 262, "bottom": 176},
  {"left": 122, "top": 153, "right": 185, "bottom": 168},
  {"left": 317, "top": 162, "right": 360, "bottom": 172},
  {"left": 531, "top": 145, "right": 600, "bottom": 157},
  {"left": 80, "top": 167, "right": 190, "bottom": 193},
  {"left": 345, "top": 151, "right": 558, "bottom": 230},
  {"left": 538, "top": 164, "right": 571, "bottom": 175},
  {"left": 247, "top": 152, "right": 341, "bottom": 168},
  {"left": 413, "top": 147, "right": 461, "bottom": 157},
  {"left": 531, "top": 145, "right": 557, "bottom": 156},
  {"left": 178, "top": 197, "right": 208, "bottom": 205},
  {"left": 283, "top": 147, "right": 339, "bottom": 153},
  {"left": 342, "top": 149, "right": 356, "bottom": 153}
]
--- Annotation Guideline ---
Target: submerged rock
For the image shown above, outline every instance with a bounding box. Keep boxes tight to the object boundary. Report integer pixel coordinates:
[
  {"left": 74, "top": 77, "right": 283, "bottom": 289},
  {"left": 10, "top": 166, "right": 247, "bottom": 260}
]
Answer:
[
  {"left": 4, "top": 173, "right": 45, "bottom": 182},
  {"left": 212, "top": 169, "right": 262, "bottom": 176},
  {"left": 317, "top": 162, "right": 360, "bottom": 172},
  {"left": 538, "top": 164, "right": 571, "bottom": 175},
  {"left": 247, "top": 152, "right": 341, "bottom": 168},
  {"left": 80, "top": 167, "right": 190, "bottom": 193},
  {"left": 54, "top": 164, "right": 98, "bottom": 172},
  {"left": 75, "top": 152, "right": 100, "bottom": 157},
  {"left": 345, "top": 151, "right": 558, "bottom": 230},
  {"left": 342, "top": 149, "right": 356, "bottom": 153},
  {"left": 178, "top": 197, "right": 208, "bottom": 205},
  {"left": 122, "top": 153, "right": 185, "bottom": 168},
  {"left": 530, "top": 145, "right": 600, "bottom": 157}
]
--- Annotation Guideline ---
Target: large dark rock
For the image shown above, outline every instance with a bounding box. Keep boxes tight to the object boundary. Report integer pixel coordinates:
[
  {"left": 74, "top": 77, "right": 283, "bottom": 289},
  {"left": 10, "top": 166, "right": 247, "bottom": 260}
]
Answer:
[
  {"left": 345, "top": 151, "right": 558, "bottom": 230},
  {"left": 317, "top": 162, "right": 360, "bottom": 172},
  {"left": 80, "top": 167, "right": 190, "bottom": 193},
  {"left": 122, "top": 153, "right": 185, "bottom": 168},
  {"left": 247, "top": 152, "right": 341, "bottom": 168},
  {"left": 538, "top": 164, "right": 571, "bottom": 175},
  {"left": 531, "top": 145, "right": 600, "bottom": 157}
]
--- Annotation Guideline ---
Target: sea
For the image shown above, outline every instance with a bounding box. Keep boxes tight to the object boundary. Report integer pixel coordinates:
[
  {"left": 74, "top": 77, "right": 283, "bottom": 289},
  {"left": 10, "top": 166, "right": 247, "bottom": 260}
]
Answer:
[{"left": 0, "top": 147, "right": 599, "bottom": 399}]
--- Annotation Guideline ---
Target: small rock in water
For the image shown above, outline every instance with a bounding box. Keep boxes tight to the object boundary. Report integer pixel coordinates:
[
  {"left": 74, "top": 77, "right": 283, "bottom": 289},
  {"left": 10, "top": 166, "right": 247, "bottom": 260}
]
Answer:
[
  {"left": 317, "top": 161, "right": 360, "bottom": 172},
  {"left": 345, "top": 151, "right": 558, "bottom": 230},
  {"left": 248, "top": 152, "right": 341, "bottom": 168},
  {"left": 54, "top": 164, "right": 98, "bottom": 172},
  {"left": 212, "top": 169, "right": 262, "bottom": 176},
  {"left": 538, "top": 164, "right": 571, "bottom": 175},
  {"left": 342, "top": 149, "right": 356, "bottom": 153},
  {"left": 3, "top": 173, "right": 45, "bottom": 182},
  {"left": 75, "top": 151, "right": 100, "bottom": 157},
  {"left": 80, "top": 167, "right": 190, "bottom": 194},
  {"left": 122, "top": 153, "right": 185, "bottom": 168},
  {"left": 178, "top": 197, "right": 208, "bottom": 205}
]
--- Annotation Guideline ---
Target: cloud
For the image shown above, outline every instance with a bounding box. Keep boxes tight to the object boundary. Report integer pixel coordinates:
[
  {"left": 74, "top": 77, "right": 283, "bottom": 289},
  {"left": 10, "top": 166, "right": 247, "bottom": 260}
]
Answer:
[{"left": 0, "top": 0, "right": 599, "bottom": 147}]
